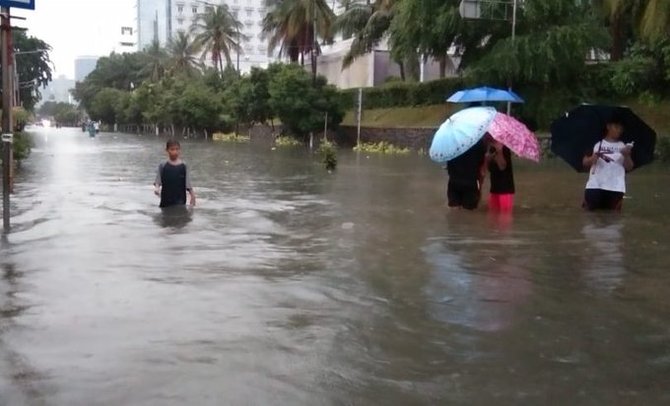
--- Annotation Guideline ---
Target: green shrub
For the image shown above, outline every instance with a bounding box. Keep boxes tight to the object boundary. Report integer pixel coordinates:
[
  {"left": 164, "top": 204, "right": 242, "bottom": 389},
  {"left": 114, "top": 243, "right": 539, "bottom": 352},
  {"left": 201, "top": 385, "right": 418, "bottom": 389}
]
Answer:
[
  {"left": 318, "top": 141, "right": 337, "bottom": 171},
  {"left": 275, "top": 136, "right": 303, "bottom": 147},
  {"left": 212, "top": 132, "right": 249, "bottom": 142},
  {"left": 354, "top": 141, "right": 410, "bottom": 155},
  {"left": 657, "top": 135, "right": 670, "bottom": 162},
  {"left": 338, "top": 77, "right": 466, "bottom": 110},
  {"left": 10, "top": 132, "right": 32, "bottom": 163}
]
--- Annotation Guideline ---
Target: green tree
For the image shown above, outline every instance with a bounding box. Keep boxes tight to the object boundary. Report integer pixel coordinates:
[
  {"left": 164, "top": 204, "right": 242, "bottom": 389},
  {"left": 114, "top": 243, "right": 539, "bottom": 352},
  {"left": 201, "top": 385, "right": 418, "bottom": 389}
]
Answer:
[
  {"left": 263, "top": 0, "right": 335, "bottom": 78},
  {"left": 167, "top": 31, "right": 203, "bottom": 77},
  {"left": 334, "top": 0, "right": 394, "bottom": 68},
  {"left": 389, "top": 0, "right": 462, "bottom": 78},
  {"left": 604, "top": 0, "right": 670, "bottom": 41},
  {"left": 89, "top": 88, "right": 125, "bottom": 125},
  {"left": 268, "top": 64, "right": 343, "bottom": 139},
  {"left": 142, "top": 40, "right": 168, "bottom": 81},
  {"left": 11, "top": 31, "right": 53, "bottom": 111},
  {"left": 192, "top": 4, "right": 244, "bottom": 73},
  {"left": 226, "top": 67, "right": 273, "bottom": 130}
]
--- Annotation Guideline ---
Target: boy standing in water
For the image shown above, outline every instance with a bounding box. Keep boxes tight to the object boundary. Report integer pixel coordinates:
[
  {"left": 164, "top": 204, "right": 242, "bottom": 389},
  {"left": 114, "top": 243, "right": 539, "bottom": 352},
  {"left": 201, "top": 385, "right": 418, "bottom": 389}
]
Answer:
[
  {"left": 582, "top": 115, "right": 633, "bottom": 211},
  {"left": 154, "top": 140, "right": 196, "bottom": 208}
]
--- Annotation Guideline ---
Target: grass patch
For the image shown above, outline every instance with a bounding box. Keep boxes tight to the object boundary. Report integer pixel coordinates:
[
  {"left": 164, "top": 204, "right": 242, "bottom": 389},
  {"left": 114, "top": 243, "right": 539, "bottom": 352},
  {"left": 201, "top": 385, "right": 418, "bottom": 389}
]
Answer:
[
  {"left": 274, "top": 136, "right": 303, "bottom": 147},
  {"left": 354, "top": 141, "right": 411, "bottom": 155},
  {"left": 342, "top": 100, "right": 670, "bottom": 135},
  {"left": 212, "top": 132, "right": 250, "bottom": 143},
  {"left": 342, "top": 105, "right": 455, "bottom": 128}
]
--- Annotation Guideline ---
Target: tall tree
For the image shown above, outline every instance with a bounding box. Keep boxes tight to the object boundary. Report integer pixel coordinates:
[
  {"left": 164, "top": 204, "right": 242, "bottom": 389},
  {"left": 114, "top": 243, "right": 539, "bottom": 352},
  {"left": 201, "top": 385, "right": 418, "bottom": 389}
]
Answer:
[
  {"left": 389, "top": 0, "right": 462, "bottom": 78},
  {"left": 11, "top": 31, "right": 53, "bottom": 111},
  {"left": 191, "top": 4, "right": 244, "bottom": 73},
  {"left": 333, "top": 0, "right": 394, "bottom": 68},
  {"left": 142, "top": 39, "right": 167, "bottom": 81},
  {"left": 166, "top": 31, "right": 203, "bottom": 77},
  {"left": 262, "top": 0, "right": 335, "bottom": 79}
]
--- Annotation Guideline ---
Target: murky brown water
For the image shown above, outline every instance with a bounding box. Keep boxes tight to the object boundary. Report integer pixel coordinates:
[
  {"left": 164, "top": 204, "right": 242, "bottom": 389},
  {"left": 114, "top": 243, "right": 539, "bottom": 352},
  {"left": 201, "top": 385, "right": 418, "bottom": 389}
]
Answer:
[{"left": 1, "top": 128, "right": 669, "bottom": 405}]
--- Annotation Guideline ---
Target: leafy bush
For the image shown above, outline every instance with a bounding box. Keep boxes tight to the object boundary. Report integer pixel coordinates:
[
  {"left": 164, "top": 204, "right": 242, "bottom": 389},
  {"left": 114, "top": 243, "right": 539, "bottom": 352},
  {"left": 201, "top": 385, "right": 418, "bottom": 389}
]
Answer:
[
  {"left": 13, "top": 132, "right": 32, "bottom": 163},
  {"left": 338, "top": 77, "right": 465, "bottom": 110},
  {"left": 656, "top": 135, "right": 670, "bottom": 162},
  {"left": 212, "top": 132, "right": 249, "bottom": 142},
  {"left": 354, "top": 141, "right": 410, "bottom": 155},
  {"left": 318, "top": 141, "right": 337, "bottom": 171},
  {"left": 275, "top": 136, "right": 303, "bottom": 147}
]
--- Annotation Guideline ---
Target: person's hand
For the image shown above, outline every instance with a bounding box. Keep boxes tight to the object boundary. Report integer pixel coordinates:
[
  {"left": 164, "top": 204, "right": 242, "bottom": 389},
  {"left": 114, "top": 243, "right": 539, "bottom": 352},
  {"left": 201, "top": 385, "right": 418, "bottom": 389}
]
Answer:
[
  {"left": 154, "top": 186, "right": 160, "bottom": 196},
  {"left": 621, "top": 145, "right": 633, "bottom": 157},
  {"left": 189, "top": 195, "right": 196, "bottom": 207}
]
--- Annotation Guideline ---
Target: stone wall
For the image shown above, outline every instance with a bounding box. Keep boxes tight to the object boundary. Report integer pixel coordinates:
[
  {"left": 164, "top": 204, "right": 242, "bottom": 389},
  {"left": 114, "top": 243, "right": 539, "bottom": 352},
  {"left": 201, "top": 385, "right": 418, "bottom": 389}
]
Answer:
[{"left": 337, "top": 126, "right": 437, "bottom": 150}]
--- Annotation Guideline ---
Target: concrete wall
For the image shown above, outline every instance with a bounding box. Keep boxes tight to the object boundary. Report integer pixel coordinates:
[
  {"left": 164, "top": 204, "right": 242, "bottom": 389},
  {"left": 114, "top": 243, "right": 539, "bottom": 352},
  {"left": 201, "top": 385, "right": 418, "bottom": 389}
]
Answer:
[{"left": 337, "top": 126, "right": 437, "bottom": 150}]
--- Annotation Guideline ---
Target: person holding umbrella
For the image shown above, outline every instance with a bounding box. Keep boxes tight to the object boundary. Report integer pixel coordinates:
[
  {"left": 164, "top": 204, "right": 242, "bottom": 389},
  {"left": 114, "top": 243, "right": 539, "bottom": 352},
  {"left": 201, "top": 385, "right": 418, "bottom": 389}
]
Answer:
[
  {"left": 582, "top": 114, "right": 634, "bottom": 211},
  {"left": 484, "top": 137, "right": 515, "bottom": 212}
]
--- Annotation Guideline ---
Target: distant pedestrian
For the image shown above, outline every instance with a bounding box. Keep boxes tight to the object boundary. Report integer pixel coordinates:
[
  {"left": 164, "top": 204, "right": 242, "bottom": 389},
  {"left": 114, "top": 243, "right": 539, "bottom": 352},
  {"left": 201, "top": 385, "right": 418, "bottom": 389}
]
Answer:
[
  {"left": 154, "top": 139, "right": 196, "bottom": 208},
  {"left": 582, "top": 114, "right": 633, "bottom": 211}
]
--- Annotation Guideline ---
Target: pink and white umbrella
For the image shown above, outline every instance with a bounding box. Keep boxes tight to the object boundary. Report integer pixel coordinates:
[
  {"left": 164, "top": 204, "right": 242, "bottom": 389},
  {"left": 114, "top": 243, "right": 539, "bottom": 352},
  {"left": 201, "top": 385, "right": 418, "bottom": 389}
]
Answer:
[{"left": 488, "top": 113, "right": 541, "bottom": 162}]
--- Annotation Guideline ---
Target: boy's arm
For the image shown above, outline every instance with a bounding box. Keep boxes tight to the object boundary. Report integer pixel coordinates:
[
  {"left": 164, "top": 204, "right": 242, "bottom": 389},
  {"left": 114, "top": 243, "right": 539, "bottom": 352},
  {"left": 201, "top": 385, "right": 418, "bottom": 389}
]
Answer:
[
  {"left": 154, "top": 164, "right": 163, "bottom": 196},
  {"left": 185, "top": 164, "right": 196, "bottom": 206}
]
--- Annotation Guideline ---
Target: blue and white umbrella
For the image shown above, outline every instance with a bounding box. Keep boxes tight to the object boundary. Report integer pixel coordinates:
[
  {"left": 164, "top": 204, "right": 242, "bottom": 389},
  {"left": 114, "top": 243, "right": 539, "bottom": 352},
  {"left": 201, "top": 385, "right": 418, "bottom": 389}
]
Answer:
[
  {"left": 447, "top": 86, "right": 524, "bottom": 104},
  {"left": 429, "top": 107, "right": 497, "bottom": 163}
]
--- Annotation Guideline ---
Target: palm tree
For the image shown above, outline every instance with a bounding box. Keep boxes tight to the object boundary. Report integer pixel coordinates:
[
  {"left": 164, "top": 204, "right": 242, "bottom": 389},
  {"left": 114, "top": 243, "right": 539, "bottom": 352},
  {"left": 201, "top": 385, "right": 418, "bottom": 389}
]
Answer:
[
  {"left": 191, "top": 4, "right": 244, "bottom": 73},
  {"left": 602, "top": 0, "right": 669, "bottom": 46},
  {"left": 262, "top": 0, "right": 336, "bottom": 72},
  {"left": 166, "top": 31, "right": 203, "bottom": 77},
  {"left": 142, "top": 39, "right": 167, "bottom": 82},
  {"left": 332, "top": 0, "right": 395, "bottom": 68}
]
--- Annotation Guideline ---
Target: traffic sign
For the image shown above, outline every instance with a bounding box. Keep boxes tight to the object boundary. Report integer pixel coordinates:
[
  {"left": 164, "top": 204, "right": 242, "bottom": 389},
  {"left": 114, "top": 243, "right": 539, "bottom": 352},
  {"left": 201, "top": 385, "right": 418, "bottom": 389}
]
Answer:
[{"left": 0, "top": 0, "right": 35, "bottom": 10}]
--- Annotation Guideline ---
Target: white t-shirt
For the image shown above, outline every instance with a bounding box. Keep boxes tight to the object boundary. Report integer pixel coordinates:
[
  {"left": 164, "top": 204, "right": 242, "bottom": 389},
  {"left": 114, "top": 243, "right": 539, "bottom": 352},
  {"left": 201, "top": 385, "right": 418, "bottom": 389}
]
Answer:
[{"left": 585, "top": 140, "right": 627, "bottom": 193}]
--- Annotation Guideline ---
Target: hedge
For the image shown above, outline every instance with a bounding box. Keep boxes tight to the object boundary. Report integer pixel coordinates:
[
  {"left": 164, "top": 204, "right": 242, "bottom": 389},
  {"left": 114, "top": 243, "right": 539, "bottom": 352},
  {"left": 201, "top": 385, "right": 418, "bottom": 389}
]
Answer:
[{"left": 338, "top": 77, "right": 467, "bottom": 110}]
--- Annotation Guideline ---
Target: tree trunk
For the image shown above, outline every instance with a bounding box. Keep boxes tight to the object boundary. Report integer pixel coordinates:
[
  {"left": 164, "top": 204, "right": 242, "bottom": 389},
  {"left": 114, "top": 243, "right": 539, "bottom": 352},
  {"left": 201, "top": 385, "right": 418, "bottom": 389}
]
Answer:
[
  {"left": 398, "top": 62, "right": 405, "bottom": 81},
  {"left": 439, "top": 55, "right": 447, "bottom": 79},
  {"left": 610, "top": 17, "right": 625, "bottom": 61}
]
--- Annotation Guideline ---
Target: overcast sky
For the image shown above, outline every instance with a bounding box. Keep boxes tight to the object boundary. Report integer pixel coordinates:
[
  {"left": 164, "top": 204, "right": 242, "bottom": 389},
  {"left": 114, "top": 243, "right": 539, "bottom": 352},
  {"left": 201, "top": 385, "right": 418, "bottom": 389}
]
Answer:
[{"left": 14, "top": 0, "right": 135, "bottom": 79}]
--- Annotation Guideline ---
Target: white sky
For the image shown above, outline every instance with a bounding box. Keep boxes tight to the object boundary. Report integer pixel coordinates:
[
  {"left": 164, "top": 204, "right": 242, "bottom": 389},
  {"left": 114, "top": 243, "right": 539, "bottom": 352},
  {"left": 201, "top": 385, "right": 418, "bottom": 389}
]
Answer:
[{"left": 14, "top": 0, "right": 136, "bottom": 79}]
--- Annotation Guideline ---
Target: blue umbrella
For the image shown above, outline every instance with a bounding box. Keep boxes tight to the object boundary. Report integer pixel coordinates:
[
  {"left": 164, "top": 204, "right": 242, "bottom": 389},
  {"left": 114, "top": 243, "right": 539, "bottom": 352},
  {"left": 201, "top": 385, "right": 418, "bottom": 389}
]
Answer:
[
  {"left": 430, "top": 107, "right": 497, "bottom": 163},
  {"left": 447, "top": 86, "right": 524, "bottom": 104}
]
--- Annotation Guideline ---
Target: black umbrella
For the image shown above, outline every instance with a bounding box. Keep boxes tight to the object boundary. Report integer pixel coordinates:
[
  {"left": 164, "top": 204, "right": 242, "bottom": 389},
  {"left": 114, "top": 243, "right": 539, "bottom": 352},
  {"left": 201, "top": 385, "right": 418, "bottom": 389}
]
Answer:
[{"left": 550, "top": 105, "right": 657, "bottom": 172}]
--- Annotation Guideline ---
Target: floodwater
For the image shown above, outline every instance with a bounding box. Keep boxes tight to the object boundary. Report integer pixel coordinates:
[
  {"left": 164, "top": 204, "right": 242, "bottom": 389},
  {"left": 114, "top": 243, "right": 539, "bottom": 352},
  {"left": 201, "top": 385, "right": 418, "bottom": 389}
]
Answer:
[{"left": 1, "top": 128, "right": 669, "bottom": 405}]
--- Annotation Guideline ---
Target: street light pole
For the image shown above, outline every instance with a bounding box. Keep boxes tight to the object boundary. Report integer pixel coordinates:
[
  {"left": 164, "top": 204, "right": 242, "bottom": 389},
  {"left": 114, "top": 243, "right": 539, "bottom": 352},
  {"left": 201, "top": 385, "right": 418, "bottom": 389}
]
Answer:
[
  {"left": 506, "top": 0, "right": 517, "bottom": 115},
  {"left": 1, "top": 6, "right": 13, "bottom": 231}
]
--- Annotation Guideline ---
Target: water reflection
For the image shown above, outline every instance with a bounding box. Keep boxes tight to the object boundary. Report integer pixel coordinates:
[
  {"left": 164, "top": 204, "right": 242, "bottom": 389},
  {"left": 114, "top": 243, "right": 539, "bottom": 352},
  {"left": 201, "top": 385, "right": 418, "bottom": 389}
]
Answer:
[
  {"left": 423, "top": 235, "right": 532, "bottom": 332},
  {"left": 581, "top": 215, "right": 625, "bottom": 294},
  {"left": 154, "top": 205, "right": 193, "bottom": 229}
]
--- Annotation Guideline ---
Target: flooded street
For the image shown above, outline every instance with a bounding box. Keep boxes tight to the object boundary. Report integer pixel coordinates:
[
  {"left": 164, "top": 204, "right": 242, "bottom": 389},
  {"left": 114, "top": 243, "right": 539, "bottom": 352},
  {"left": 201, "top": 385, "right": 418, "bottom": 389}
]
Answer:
[{"left": 1, "top": 128, "right": 670, "bottom": 405}]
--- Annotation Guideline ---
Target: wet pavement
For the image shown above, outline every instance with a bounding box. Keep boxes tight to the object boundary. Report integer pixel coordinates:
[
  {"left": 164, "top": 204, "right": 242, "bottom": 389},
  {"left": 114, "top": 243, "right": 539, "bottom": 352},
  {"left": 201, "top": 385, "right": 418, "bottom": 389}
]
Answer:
[{"left": 1, "top": 128, "right": 669, "bottom": 405}]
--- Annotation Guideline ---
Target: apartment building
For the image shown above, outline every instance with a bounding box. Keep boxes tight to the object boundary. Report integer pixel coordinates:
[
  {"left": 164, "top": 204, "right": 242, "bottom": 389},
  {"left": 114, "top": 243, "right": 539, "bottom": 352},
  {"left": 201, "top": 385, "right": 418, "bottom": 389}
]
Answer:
[{"left": 137, "top": 0, "right": 274, "bottom": 72}]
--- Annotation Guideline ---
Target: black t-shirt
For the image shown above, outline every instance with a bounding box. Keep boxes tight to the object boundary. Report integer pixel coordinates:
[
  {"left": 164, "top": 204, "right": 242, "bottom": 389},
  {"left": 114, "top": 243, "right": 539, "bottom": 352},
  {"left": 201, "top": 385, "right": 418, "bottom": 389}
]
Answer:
[
  {"left": 447, "top": 140, "right": 486, "bottom": 187},
  {"left": 489, "top": 147, "right": 515, "bottom": 194}
]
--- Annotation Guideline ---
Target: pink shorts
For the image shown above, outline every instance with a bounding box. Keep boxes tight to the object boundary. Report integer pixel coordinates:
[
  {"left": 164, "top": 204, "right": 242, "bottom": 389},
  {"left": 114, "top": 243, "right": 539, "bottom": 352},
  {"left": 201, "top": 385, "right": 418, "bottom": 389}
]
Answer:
[{"left": 489, "top": 193, "right": 514, "bottom": 212}]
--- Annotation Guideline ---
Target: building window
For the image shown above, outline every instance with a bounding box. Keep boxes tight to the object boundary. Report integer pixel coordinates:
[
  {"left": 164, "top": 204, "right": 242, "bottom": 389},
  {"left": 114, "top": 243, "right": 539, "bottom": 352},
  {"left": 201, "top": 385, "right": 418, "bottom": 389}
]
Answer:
[
  {"left": 192, "top": 6, "right": 198, "bottom": 14},
  {"left": 177, "top": 18, "right": 184, "bottom": 25},
  {"left": 245, "top": 20, "right": 253, "bottom": 27},
  {"left": 121, "top": 27, "right": 133, "bottom": 35},
  {"left": 246, "top": 9, "right": 253, "bottom": 17},
  {"left": 178, "top": 5, "right": 183, "bottom": 13}
]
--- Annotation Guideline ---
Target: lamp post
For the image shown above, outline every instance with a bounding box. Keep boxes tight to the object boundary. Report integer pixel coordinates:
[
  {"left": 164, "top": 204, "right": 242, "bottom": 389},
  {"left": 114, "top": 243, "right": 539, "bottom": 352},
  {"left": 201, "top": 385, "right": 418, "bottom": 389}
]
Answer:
[{"left": 459, "top": 0, "right": 518, "bottom": 114}]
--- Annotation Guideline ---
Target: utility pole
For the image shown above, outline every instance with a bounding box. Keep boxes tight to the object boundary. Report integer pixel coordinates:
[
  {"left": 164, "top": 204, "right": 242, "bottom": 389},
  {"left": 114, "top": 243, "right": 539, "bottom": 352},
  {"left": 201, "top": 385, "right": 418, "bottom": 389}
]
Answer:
[
  {"left": 311, "top": 0, "right": 317, "bottom": 85},
  {"left": 506, "top": 0, "right": 517, "bottom": 115},
  {"left": 1, "top": 6, "right": 13, "bottom": 231}
]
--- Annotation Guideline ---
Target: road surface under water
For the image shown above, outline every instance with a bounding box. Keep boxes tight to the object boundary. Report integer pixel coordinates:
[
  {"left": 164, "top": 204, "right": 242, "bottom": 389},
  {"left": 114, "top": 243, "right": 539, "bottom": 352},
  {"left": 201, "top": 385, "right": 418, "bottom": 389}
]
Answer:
[{"left": 1, "top": 128, "right": 669, "bottom": 405}]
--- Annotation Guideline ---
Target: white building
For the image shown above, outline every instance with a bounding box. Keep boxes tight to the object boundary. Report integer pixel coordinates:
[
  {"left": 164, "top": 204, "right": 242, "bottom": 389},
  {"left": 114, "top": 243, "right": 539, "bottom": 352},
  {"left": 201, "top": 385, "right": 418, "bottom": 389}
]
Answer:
[
  {"left": 75, "top": 56, "right": 100, "bottom": 82},
  {"left": 137, "top": 0, "right": 275, "bottom": 72},
  {"left": 137, "top": 0, "right": 170, "bottom": 50}
]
